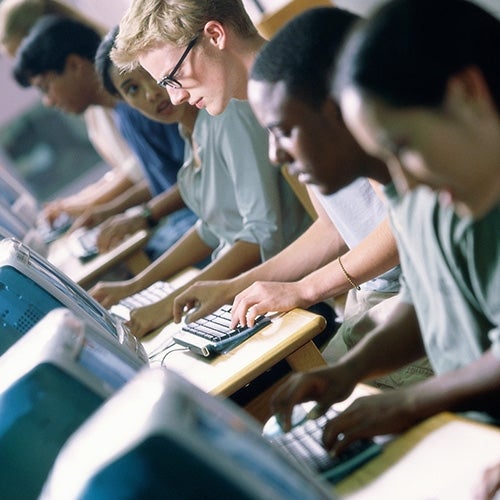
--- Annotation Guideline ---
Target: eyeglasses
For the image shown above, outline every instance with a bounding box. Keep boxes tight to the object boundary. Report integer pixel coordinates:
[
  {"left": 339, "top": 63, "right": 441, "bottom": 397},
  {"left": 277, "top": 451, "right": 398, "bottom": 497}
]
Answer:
[{"left": 157, "top": 37, "right": 198, "bottom": 89}]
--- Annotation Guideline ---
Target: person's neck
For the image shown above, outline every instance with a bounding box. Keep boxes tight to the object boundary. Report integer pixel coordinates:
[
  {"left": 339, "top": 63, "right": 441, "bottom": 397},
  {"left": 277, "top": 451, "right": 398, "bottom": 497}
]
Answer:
[
  {"left": 93, "top": 86, "right": 119, "bottom": 108},
  {"left": 230, "top": 35, "right": 266, "bottom": 100},
  {"left": 361, "top": 155, "right": 392, "bottom": 185},
  {"left": 178, "top": 106, "right": 200, "bottom": 136}
]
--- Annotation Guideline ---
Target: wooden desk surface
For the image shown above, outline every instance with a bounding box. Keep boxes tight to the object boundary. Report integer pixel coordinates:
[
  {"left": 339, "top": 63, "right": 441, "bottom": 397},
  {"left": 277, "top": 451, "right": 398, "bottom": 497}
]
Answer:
[
  {"left": 47, "top": 229, "right": 150, "bottom": 288},
  {"left": 336, "top": 412, "right": 500, "bottom": 499},
  {"left": 141, "top": 307, "right": 327, "bottom": 397}
]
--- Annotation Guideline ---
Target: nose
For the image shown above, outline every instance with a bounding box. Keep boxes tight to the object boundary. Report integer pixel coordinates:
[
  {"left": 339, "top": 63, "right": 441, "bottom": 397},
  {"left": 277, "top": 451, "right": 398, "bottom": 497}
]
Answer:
[
  {"left": 167, "top": 87, "right": 189, "bottom": 106},
  {"left": 268, "top": 133, "right": 293, "bottom": 165},
  {"left": 145, "top": 83, "right": 162, "bottom": 102}
]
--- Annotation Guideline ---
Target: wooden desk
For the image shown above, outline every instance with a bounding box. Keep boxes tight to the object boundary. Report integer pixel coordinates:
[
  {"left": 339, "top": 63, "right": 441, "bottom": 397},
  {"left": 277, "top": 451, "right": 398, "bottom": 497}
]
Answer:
[
  {"left": 141, "top": 307, "right": 327, "bottom": 397},
  {"left": 47, "top": 229, "right": 150, "bottom": 289},
  {"left": 336, "top": 412, "right": 500, "bottom": 499}
]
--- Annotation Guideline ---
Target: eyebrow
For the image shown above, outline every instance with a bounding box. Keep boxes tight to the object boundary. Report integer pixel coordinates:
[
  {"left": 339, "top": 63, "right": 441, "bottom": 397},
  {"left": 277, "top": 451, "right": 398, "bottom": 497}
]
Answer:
[
  {"left": 266, "top": 121, "right": 282, "bottom": 131},
  {"left": 119, "top": 78, "right": 133, "bottom": 90}
]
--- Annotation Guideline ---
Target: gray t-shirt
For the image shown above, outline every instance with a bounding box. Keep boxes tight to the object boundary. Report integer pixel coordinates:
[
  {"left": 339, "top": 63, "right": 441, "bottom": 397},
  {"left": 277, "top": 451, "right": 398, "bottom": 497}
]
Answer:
[
  {"left": 385, "top": 184, "right": 500, "bottom": 373},
  {"left": 177, "top": 100, "right": 311, "bottom": 262}
]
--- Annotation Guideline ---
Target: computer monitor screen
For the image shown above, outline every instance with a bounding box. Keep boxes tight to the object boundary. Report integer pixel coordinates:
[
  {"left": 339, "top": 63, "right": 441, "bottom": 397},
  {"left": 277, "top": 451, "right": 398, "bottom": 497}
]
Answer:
[
  {"left": 79, "top": 434, "right": 266, "bottom": 500},
  {"left": 0, "top": 363, "right": 103, "bottom": 499}
]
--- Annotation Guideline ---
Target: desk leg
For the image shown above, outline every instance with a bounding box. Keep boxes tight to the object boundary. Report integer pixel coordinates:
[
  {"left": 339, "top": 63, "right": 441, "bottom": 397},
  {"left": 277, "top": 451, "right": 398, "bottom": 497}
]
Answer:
[
  {"left": 243, "top": 341, "right": 327, "bottom": 424},
  {"left": 125, "top": 250, "right": 150, "bottom": 276},
  {"left": 285, "top": 340, "right": 327, "bottom": 371},
  {"left": 243, "top": 377, "right": 288, "bottom": 426}
]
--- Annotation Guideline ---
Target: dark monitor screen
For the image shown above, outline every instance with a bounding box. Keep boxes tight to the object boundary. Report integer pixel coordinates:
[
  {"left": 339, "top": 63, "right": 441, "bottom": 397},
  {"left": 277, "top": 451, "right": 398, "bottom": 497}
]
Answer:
[
  {"left": 63, "top": 370, "right": 334, "bottom": 500},
  {"left": 0, "top": 363, "right": 103, "bottom": 499},
  {"left": 80, "top": 434, "right": 261, "bottom": 500}
]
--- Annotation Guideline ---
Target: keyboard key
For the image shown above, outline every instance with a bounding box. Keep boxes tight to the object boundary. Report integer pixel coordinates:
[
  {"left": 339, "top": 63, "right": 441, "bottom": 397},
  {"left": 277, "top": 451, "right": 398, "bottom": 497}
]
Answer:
[
  {"left": 173, "top": 305, "right": 272, "bottom": 356},
  {"left": 265, "top": 405, "right": 382, "bottom": 484}
]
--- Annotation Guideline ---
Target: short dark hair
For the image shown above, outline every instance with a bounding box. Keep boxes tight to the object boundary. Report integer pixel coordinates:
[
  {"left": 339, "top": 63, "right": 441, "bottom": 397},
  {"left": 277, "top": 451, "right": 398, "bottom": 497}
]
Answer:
[
  {"left": 333, "top": 0, "right": 500, "bottom": 110},
  {"left": 13, "top": 14, "right": 102, "bottom": 87},
  {"left": 250, "top": 7, "right": 359, "bottom": 109},
  {"left": 95, "top": 25, "right": 120, "bottom": 97}
]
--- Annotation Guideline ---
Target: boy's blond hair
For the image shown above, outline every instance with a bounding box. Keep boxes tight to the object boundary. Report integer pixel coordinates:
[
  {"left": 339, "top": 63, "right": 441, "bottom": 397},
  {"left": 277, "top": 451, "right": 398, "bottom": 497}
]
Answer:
[{"left": 112, "top": 0, "right": 257, "bottom": 71}]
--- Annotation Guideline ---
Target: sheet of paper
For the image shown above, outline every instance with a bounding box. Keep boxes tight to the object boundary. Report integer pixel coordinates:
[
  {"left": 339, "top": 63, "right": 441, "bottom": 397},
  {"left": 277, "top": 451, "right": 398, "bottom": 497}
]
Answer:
[{"left": 340, "top": 418, "right": 500, "bottom": 500}]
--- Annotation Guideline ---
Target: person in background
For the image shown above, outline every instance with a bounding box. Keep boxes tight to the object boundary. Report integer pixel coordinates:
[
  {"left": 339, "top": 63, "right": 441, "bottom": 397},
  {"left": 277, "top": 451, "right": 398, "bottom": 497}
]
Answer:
[
  {"left": 89, "top": 30, "right": 312, "bottom": 337},
  {"left": 0, "top": 0, "right": 144, "bottom": 228},
  {"left": 171, "top": 6, "right": 432, "bottom": 389},
  {"left": 86, "top": 25, "right": 199, "bottom": 261},
  {"left": 83, "top": 26, "right": 199, "bottom": 262},
  {"left": 272, "top": 0, "right": 499, "bottom": 463},
  {"left": 12, "top": 15, "right": 196, "bottom": 262}
]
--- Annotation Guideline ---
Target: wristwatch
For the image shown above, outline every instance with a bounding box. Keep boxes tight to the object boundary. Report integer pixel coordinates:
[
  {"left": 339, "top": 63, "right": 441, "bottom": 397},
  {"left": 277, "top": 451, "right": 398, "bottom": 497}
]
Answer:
[{"left": 140, "top": 204, "right": 158, "bottom": 228}]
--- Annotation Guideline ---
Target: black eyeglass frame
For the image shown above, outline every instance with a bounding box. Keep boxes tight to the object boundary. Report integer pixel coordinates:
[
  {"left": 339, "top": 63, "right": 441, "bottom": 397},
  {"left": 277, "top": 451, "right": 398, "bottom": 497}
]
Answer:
[{"left": 157, "top": 36, "right": 199, "bottom": 89}]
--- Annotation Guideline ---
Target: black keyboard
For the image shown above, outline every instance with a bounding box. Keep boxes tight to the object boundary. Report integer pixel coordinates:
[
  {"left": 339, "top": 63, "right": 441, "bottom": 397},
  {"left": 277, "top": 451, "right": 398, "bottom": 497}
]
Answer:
[
  {"left": 264, "top": 405, "right": 382, "bottom": 484},
  {"left": 172, "top": 305, "right": 271, "bottom": 357}
]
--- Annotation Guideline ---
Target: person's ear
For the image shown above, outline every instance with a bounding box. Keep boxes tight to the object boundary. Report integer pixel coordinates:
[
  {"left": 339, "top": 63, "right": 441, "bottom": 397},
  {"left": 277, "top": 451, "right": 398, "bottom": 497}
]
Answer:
[
  {"left": 202, "top": 20, "right": 226, "bottom": 50},
  {"left": 64, "top": 53, "right": 86, "bottom": 75},
  {"left": 322, "top": 97, "right": 344, "bottom": 126},
  {"left": 444, "top": 66, "right": 497, "bottom": 122}
]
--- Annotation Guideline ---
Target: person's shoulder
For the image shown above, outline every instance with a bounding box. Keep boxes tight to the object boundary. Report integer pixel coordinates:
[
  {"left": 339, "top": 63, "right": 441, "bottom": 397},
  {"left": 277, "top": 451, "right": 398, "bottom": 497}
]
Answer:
[
  {"left": 223, "top": 98, "right": 256, "bottom": 120},
  {"left": 219, "top": 99, "right": 266, "bottom": 136},
  {"left": 468, "top": 205, "right": 500, "bottom": 245}
]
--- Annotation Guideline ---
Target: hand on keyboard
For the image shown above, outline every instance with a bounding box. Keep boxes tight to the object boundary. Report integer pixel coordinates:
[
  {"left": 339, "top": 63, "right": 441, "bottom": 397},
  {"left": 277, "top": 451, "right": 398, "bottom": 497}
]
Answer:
[
  {"left": 173, "top": 305, "right": 272, "bottom": 357},
  {"left": 263, "top": 403, "right": 382, "bottom": 484}
]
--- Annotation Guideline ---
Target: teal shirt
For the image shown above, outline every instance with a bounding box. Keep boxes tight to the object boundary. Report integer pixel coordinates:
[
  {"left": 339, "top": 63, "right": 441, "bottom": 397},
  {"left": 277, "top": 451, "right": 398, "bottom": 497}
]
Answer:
[{"left": 385, "top": 184, "right": 500, "bottom": 374}]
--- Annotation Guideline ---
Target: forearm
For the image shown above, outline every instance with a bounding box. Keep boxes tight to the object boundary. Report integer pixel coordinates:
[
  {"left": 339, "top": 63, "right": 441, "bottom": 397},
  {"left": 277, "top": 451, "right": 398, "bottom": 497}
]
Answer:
[
  {"left": 339, "top": 301, "right": 426, "bottom": 382},
  {"left": 62, "top": 170, "right": 135, "bottom": 211},
  {"left": 109, "top": 181, "right": 151, "bottom": 212},
  {"left": 195, "top": 240, "right": 261, "bottom": 281},
  {"left": 404, "top": 350, "right": 500, "bottom": 421},
  {"left": 231, "top": 215, "right": 346, "bottom": 293},
  {"left": 130, "top": 227, "right": 212, "bottom": 291},
  {"left": 93, "top": 181, "right": 151, "bottom": 216},
  {"left": 170, "top": 240, "right": 262, "bottom": 303},
  {"left": 147, "top": 185, "right": 186, "bottom": 222},
  {"left": 298, "top": 217, "right": 400, "bottom": 304}
]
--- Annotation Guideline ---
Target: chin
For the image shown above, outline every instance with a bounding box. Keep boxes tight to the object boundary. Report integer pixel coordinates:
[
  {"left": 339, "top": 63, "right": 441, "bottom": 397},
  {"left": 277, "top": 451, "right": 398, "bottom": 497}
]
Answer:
[{"left": 206, "top": 97, "right": 229, "bottom": 116}]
